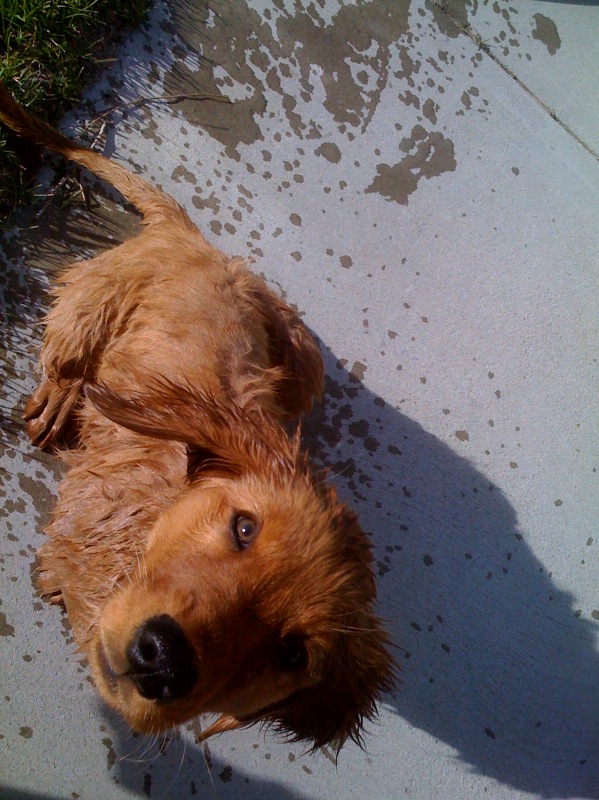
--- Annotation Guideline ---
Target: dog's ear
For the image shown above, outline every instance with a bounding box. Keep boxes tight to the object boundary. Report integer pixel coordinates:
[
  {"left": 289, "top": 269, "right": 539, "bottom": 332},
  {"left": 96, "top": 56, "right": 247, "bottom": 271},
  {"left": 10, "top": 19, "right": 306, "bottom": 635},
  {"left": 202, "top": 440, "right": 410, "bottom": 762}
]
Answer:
[
  {"left": 234, "top": 267, "right": 324, "bottom": 418},
  {"left": 273, "top": 617, "right": 396, "bottom": 751},
  {"left": 85, "top": 382, "right": 301, "bottom": 480},
  {"left": 263, "top": 508, "right": 397, "bottom": 752}
]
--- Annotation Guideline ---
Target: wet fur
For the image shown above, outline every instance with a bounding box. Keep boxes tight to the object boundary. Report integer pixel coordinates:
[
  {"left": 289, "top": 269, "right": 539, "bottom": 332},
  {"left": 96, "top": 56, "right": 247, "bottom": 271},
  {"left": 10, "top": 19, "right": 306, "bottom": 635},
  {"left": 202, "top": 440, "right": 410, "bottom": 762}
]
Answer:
[{"left": 0, "top": 82, "right": 395, "bottom": 751}]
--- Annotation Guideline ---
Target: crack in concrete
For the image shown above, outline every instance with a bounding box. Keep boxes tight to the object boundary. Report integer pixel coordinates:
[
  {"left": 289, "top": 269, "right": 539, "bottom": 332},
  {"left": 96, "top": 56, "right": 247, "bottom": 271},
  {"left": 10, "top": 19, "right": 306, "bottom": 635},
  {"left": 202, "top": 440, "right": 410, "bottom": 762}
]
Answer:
[{"left": 429, "top": 0, "right": 599, "bottom": 163}]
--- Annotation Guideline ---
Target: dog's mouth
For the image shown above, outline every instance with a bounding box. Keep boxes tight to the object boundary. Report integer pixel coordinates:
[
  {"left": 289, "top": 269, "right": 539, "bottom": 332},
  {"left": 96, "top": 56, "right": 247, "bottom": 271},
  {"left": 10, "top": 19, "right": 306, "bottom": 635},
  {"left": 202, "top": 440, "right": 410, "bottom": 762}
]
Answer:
[{"left": 95, "top": 638, "right": 118, "bottom": 693}]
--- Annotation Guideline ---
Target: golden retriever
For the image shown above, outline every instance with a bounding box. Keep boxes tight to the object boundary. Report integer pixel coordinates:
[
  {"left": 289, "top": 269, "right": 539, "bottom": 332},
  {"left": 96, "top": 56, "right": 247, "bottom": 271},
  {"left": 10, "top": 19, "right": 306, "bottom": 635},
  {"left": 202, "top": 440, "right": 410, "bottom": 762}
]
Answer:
[{"left": 0, "top": 82, "right": 395, "bottom": 751}]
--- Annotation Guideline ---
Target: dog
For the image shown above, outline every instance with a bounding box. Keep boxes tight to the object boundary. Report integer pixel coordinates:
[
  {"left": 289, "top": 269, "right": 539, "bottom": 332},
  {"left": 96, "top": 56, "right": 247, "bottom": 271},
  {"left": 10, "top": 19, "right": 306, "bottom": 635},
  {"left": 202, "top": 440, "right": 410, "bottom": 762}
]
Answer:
[{"left": 0, "top": 82, "right": 395, "bottom": 751}]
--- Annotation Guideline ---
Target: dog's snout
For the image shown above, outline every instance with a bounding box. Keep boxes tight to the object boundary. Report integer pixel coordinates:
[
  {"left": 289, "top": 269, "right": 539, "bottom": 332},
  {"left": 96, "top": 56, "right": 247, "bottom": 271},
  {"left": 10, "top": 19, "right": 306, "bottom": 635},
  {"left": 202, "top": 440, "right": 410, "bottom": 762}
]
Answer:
[{"left": 126, "top": 614, "right": 197, "bottom": 702}]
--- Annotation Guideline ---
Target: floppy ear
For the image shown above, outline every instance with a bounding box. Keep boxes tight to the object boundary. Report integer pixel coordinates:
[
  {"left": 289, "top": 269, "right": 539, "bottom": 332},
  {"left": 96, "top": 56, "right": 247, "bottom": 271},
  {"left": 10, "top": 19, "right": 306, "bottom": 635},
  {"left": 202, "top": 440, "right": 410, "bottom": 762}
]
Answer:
[
  {"left": 235, "top": 268, "right": 324, "bottom": 418},
  {"left": 275, "top": 617, "right": 395, "bottom": 751},
  {"left": 84, "top": 381, "right": 301, "bottom": 480},
  {"left": 263, "top": 507, "right": 396, "bottom": 751}
]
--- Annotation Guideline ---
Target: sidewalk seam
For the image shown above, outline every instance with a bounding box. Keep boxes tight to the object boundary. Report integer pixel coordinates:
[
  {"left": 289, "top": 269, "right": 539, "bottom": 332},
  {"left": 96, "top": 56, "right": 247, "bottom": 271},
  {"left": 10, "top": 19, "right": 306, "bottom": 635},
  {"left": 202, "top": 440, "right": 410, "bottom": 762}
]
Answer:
[{"left": 429, "top": 0, "right": 599, "bottom": 163}]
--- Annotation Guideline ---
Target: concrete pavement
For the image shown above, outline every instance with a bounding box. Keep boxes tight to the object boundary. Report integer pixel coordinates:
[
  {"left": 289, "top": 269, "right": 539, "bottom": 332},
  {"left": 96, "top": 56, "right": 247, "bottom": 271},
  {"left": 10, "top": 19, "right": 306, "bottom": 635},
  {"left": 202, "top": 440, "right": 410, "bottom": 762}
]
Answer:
[{"left": 1, "top": 1, "right": 598, "bottom": 798}]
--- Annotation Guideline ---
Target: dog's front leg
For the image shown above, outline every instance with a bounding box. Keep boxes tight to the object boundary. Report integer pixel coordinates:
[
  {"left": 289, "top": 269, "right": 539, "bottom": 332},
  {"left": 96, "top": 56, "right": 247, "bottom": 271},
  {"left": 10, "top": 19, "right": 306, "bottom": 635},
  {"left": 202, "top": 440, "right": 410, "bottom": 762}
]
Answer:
[
  {"left": 24, "top": 376, "right": 83, "bottom": 448},
  {"left": 24, "top": 252, "right": 138, "bottom": 448}
]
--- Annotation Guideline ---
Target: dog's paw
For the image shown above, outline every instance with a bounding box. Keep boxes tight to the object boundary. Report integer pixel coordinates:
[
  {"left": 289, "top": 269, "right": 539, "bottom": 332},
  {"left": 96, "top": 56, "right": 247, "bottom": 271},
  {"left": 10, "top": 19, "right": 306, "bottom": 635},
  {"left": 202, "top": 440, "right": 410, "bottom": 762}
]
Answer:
[
  {"left": 36, "top": 550, "right": 65, "bottom": 605},
  {"left": 37, "top": 573, "right": 64, "bottom": 606},
  {"left": 23, "top": 378, "right": 82, "bottom": 449}
]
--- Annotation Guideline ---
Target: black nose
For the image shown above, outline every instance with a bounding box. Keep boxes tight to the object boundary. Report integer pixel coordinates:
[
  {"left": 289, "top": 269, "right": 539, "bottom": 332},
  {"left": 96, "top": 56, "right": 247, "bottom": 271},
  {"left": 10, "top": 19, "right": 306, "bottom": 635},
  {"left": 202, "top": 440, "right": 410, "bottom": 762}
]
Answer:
[{"left": 126, "top": 614, "right": 197, "bottom": 702}]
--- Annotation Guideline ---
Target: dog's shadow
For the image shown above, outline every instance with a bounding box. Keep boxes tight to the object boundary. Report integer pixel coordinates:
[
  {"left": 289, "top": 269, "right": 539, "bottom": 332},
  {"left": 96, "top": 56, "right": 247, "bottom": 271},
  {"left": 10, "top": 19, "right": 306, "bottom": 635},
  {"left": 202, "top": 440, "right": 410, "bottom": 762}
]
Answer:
[{"left": 303, "top": 347, "right": 598, "bottom": 798}]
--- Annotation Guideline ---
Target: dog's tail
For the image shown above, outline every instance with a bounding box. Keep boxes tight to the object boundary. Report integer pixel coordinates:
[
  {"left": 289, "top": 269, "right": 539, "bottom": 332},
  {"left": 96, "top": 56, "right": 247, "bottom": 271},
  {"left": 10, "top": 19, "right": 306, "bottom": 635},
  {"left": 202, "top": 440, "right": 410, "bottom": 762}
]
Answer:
[{"left": 0, "top": 82, "right": 194, "bottom": 228}]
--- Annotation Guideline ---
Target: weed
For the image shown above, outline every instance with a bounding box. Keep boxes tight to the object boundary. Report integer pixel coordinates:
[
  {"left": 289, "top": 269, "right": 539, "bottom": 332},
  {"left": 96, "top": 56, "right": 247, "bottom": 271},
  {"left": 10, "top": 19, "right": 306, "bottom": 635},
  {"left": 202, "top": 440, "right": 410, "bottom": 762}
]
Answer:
[{"left": 0, "top": 0, "right": 149, "bottom": 217}]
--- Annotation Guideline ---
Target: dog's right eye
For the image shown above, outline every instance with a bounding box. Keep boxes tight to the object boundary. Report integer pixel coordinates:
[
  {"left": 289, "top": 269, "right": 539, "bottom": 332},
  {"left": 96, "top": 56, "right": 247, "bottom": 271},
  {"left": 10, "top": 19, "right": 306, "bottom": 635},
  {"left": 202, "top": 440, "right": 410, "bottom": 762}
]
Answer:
[
  {"left": 279, "top": 636, "right": 308, "bottom": 671},
  {"left": 231, "top": 513, "right": 258, "bottom": 550}
]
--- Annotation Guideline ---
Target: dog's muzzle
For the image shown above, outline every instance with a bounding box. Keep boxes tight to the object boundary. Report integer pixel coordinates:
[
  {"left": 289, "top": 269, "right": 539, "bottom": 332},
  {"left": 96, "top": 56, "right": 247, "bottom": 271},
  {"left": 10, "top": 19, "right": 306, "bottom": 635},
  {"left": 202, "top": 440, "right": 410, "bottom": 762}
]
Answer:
[{"left": 126, "top": 614, "right": 197, "bottom": 702}]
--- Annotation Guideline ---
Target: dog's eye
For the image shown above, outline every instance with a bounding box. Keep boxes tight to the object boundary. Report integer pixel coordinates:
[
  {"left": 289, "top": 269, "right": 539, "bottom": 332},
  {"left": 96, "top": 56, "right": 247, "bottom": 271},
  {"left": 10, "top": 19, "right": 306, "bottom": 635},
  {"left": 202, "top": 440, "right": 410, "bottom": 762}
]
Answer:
[
  {"left": 232, "top": 513, "right": 258, "bottom": 549},
  {"left": 280, "top": 636, "right": 308, "bottom": 671}
]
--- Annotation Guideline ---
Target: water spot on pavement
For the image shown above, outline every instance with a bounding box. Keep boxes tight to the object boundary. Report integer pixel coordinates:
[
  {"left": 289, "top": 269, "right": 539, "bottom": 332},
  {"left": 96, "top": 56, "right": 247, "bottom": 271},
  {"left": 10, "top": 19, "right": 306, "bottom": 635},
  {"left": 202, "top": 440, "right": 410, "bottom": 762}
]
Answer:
[
  {"left": 315, "top": 143, "right": 341, "bottom": 163},
  {"left": 366, "top": 125, "right": 456, "bottom": 204},
  {"left": 532, "top": 13, "right": 561, "bottom": 56}
]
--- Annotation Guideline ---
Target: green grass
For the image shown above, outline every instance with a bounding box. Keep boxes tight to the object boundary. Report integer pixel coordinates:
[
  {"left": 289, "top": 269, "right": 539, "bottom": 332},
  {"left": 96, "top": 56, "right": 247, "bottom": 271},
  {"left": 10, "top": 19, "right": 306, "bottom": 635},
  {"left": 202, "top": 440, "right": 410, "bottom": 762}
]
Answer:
[{"left": 0, "top": 0, "right": 150, "bottom": 217}]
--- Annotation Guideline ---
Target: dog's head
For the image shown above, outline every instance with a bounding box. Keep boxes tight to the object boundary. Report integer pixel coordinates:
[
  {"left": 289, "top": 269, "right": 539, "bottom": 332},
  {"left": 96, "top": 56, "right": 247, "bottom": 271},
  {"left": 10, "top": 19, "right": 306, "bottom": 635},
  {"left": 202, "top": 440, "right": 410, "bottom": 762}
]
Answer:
[{"left": 86, "top": 382, "right": 396, "bottom": 751}]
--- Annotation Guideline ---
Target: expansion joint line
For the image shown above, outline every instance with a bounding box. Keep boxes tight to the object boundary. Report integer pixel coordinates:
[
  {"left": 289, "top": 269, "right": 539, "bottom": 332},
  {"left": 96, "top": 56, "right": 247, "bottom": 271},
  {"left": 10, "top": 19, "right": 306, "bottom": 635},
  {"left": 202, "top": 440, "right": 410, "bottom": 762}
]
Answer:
[{"left": 429, "top": 0, "right": 599, "bottom": 162}]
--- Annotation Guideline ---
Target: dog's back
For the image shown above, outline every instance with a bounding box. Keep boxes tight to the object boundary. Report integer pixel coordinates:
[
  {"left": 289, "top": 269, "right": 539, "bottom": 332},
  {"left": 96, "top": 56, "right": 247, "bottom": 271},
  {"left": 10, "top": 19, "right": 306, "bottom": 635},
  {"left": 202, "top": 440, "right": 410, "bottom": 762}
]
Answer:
[{"left": 0, "top": 82, "right": 324, "bottom": 425}]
